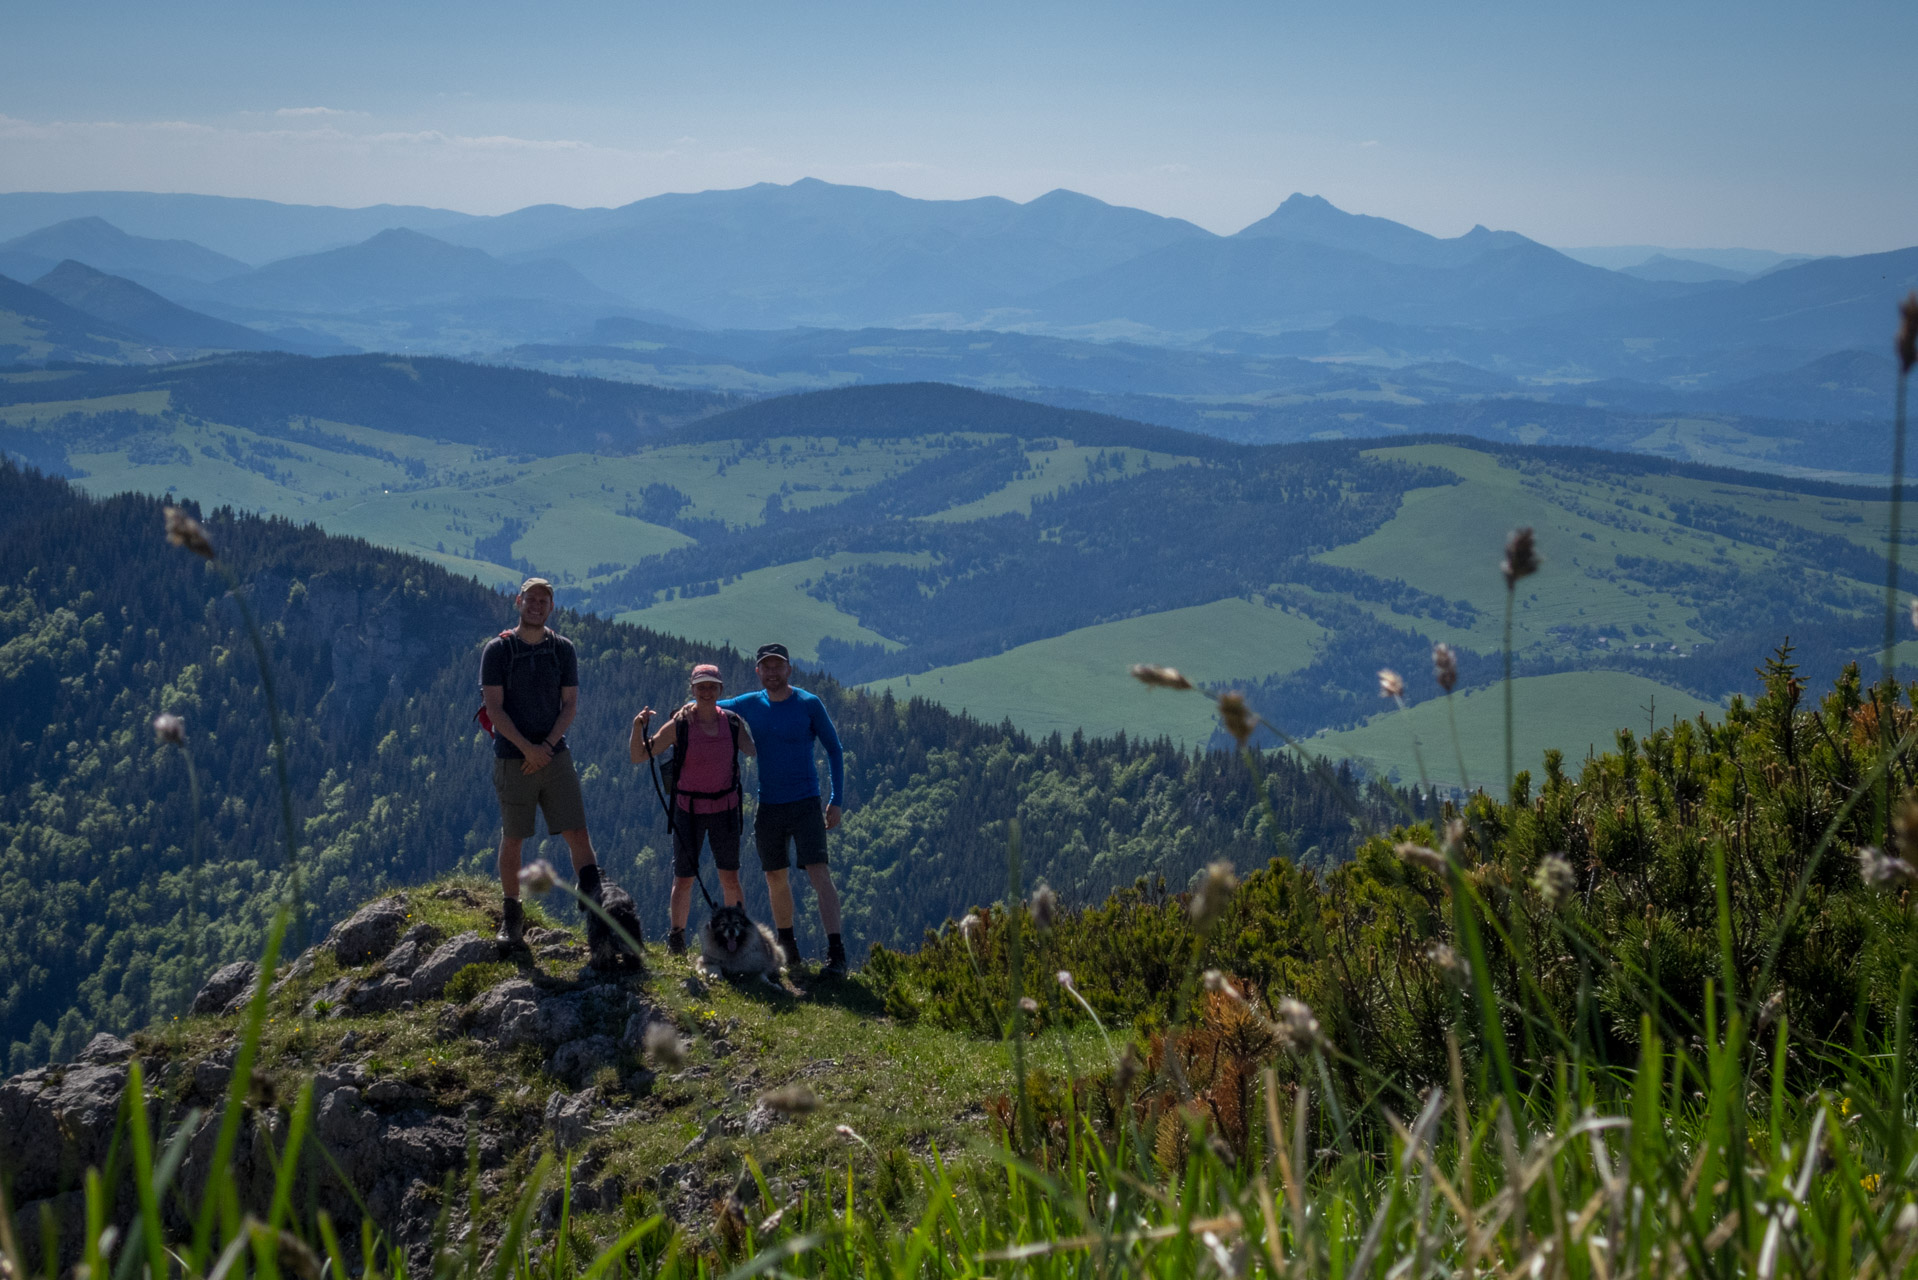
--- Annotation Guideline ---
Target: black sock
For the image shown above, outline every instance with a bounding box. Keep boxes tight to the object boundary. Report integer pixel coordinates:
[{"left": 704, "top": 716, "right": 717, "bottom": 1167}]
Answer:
[
  {"left": 777, "top": 927, "right": 799, "bottom": 956},
  {"left": 576, "top": 862, "right": 602, "bottom": 899},
  {"left": 828, "top": 932, "right": 844, "bottom": 953},
  {"left": 503, "top": 897, "right": 524, "bottom": 922}
]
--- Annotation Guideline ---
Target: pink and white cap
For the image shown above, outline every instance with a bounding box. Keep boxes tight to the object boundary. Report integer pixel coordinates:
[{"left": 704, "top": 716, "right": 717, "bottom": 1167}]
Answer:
[{"left": 690, "top": 663, "right": 724, "bottom": 687}]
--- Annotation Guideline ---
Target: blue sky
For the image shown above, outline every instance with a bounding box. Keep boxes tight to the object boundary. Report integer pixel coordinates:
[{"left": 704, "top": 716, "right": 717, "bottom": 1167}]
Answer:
[{"left": 4, "top": 1, "right": 1912, "bottom": 253}]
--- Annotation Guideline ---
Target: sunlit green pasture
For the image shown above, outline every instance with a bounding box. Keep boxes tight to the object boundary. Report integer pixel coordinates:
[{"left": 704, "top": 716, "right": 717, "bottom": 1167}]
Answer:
[
  {"left": 1305, "top": 668, "right": 1725, "bottom": 794},
  {"left": 866, "top": 597, "right": 1326, "bottom": 744}
]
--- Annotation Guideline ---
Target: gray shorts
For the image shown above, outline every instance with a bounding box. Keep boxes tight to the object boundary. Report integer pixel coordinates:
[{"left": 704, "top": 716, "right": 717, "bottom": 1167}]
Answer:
[{"left": 492, "top": 749, "right": 588, "bottom": 839}]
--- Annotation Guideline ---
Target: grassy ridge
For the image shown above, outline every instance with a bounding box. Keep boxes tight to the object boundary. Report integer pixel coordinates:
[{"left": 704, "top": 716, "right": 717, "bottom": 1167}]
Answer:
[
  {"left": 1305, "top": 668, "right": 1725, "bottom": 792},
  {"left": 866, "top": 597, "right": 1326, "bottom": 744}
]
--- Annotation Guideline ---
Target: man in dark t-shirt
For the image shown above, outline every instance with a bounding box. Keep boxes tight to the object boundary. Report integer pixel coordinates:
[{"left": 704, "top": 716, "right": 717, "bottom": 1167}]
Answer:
[{"left": 480, "top": 577, "right": 605, "bottom": 948}]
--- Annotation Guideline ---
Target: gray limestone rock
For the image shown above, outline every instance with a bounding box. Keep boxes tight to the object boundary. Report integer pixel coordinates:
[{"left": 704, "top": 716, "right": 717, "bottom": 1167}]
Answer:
[
  {"left": 378, "top": 922, "right": 441, "bottom": 978},
  {"left": 0, "top": 1052, "right": 134, "bottom": 1202},
  {"left": 303, "top": 976, "right": 356, "bottom": 1018},
  {"left": 463, "top": 979, "right": 583, "bottom": 1051},
  {"left": 327, "top": 897, "right": 412, "bottom": 966},
  {"left": 544, "top": 1087, "right": 599, "bottom": 1152},
  {"left": 347, "top": 974, "right": 415, "bottom": 1014},
  {"left": 410, "top": 932, "right": 503, "bottom": 1000},
  {"left": 190, "top": 960, "right": 257, "bottom": 1015},
  {"left": 365, "top": 1078, "right": 430, "bottom": 1106},
  {"left": 75, "top": 1034, "right": 134, "bottom": 1065},
  {"left": 548, "top": 1035, "right": 619, "bottom": 1088}
]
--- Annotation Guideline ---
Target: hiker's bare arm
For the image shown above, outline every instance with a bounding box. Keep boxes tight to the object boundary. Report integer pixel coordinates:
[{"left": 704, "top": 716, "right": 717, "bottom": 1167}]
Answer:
[
  {"left": 483, "top": 685, "right": 550, "bottom": 771},
  {"left": 631, "top": 705, "right": 676, "bottom": 761},
  {"left": 548, "top": 685, "right": 579, "bottom": 747}
]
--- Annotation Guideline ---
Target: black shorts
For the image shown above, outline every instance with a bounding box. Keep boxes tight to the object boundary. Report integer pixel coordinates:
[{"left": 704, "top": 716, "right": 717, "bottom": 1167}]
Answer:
[
  {"left": 672, "top": 807, "right": 742, "bottom": 877},
  {"left": 753, "top": 798, "right": 829, "bottom": 872}
]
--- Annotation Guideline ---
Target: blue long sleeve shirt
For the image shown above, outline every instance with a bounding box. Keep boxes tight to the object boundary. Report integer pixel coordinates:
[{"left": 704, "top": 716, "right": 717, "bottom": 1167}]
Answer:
[{"left": 720, "top": 688, "right": 845, "bottom": 807}]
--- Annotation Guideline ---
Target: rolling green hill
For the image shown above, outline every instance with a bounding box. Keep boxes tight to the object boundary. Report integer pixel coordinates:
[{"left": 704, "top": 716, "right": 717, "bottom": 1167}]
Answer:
[
  {"left": 1303, "top": 669, "right": 1725, "bottom": 790},
  {"left": 0, "top": 358, "right": 1907, "bottom": 774}
]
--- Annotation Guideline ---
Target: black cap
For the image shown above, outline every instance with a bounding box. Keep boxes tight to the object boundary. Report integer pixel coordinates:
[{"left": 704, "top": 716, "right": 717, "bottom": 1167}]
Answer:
[{"left": 755, "top": 643, "right": 791, "bottom": 664}]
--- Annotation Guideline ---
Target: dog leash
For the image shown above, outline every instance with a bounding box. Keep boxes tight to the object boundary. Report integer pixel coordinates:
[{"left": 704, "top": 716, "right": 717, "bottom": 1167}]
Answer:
[{"left": 643, "top": 724, "right": 724, "bottom": 913}]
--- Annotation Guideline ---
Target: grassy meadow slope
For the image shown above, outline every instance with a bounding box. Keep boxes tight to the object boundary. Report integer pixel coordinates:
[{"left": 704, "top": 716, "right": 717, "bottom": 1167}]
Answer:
[
  {"left": 1304, "top": 669, "right": 1724, "bottom": 789},
  {"left": 866, "top": 598, "right": 1326, "bottom": 744},
  {"left": 0, "top": 358, "right": 1907, "bottom": 773}
]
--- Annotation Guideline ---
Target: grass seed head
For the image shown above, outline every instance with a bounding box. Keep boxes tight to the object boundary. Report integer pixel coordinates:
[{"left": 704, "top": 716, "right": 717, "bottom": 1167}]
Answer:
[
  {"left": 1424, "top": 942, "right": 1470, "bottom": 988},
  {"left": 1115, "top": 1043, "right": 1144, "bottom": 1094},
  {"left": 1202, "top": 969, "right": 1243, "bottom": 1000},
  {"left": 759, "top": 1084, "right": 818, "bottom": 1115},
  {"left": 1857, "top": 844, "right": 1917, "bottom": 889},
  {"left": 517, "top": 860, "right": 559, "bottom": 894},
  {"left": 1893, "top": 795, "right": 1918, "bottom": 858},
  {"left": 1018, "top": 996, "right": 1039, "bottom": 1015},
  {"left": 1216, "top": 692, "right": 1255, "bottom": 746},
  {"left": 959, "top": 912, "right": 984, "bottom": 944},
  {"left": 1900, "top": 291, "right": 1918, "bottom": 374},
  {"left": 1056, "top": 969, "right": 1074, "bottom": 989},
  {"left": 1533, "top": 853, "right": 1577, "bottom": 907},
  {"left": 1501, "top": 526, "right": 1540, "bottom": 589},
  {"left": 1030, "top": 883, "right": 1057, "bottom": 931},
  {"left": 151, "top": 713, "right": 186, "bottom": 745},
  {"left": 1395, "top": 842, "right": 1447, "bottom": 874},
  {"left": 1378, "top": 668, "right": 1404, "bottom": 699},
  {"left": 1190, "top": 861, "right": 1239, "bottom": 928},
  {"left": 1274, "top": 998, "right": 1325, "bottom": 1055},
  {"left": 1756, "top": 988, "right": 1786, "bottom": 1032},
  {"left": 1131, "top": 664, "right": 1194, "bottom": 691},
  {"left": 163, "top": 506, "right": 216, "bottom": 560},
  {"left": 642, "top": 1021, "right": 689, "bottom": 1068},
  {"left": 1432, "top": 642, "right": 1459, "bottom": 692}
]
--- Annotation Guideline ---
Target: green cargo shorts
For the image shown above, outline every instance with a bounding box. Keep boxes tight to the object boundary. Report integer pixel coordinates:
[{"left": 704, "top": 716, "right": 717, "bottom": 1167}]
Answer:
[{"left": 492, "top": 749, "right": 588, "bottom": 839}]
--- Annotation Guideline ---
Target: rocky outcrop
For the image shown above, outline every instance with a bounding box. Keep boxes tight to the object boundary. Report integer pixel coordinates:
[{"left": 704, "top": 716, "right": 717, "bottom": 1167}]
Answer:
[
  {"left": 190, "top": 961, "right": 258, "bottom": 1015},
  {"left": 326, "top": 897, "right": 411, "bottom": 965},
  {"left": 3, "top": 915, "right": 681, "bottom": 1271},
  {"left": 379, "top": 922, "right": 441, "bottom": 977},
  {"left": 410, "top": 932, "right": 502, "bottom": 999},
  {"left": 0, "top": 1035, "right": 136, "bottom": 1203}
]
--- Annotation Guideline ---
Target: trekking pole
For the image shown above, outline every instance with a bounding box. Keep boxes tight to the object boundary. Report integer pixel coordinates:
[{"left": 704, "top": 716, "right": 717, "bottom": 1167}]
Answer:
[{"left": 642, "top": 724, "right": 678, "bottom": 840}]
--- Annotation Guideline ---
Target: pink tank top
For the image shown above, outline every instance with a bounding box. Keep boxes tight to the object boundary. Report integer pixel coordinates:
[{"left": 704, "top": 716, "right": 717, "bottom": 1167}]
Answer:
[{"left": 676, "top": 710, "right": 739, "bottom": 815}]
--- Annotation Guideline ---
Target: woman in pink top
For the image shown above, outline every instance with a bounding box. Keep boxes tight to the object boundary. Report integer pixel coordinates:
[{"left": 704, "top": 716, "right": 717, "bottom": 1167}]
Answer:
[{"left": 631, "top": 664, "right": 756, "bottom": 955}]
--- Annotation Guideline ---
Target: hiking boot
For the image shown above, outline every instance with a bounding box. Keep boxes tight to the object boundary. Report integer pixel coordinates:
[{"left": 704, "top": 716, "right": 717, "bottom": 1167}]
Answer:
[
  {"left": 496, "top": 897, "right": 526, "bottom": 950},
  {"left": 667, "top": 928, "right": 687, "bottom": 956},
  {"left": 824, "top": 935, "right": 848, "bottom": 976}
]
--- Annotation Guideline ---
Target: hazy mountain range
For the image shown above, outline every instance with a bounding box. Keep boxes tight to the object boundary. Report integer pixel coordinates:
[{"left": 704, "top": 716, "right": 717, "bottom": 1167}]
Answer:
[{"left": 1, "top": 179, "right": 1913, "bottom": 468}]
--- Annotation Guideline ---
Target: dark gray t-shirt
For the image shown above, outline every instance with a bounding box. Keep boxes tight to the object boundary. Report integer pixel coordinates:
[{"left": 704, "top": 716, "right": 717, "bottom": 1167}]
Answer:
[{"left": 479, "top": 631, "right": 578, "bottom": 760}]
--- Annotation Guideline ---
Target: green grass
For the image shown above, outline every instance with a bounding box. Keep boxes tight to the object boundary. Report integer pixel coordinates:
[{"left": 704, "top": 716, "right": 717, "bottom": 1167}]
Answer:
[
  {"left": 865, "top": 597, "right": 1326, "bottom": 744},
  {"left": 1305, "top": 668, "right": 1724, "bottom": 792},
  {"left": 1321, "top": 443, "right": 1880, "bottom": 654},
  {"left": 617, "top": 554, "right": 924, "bottom": 663},
  {"left": 922, "top": 445, "right": 1199, "bottom": 522}
]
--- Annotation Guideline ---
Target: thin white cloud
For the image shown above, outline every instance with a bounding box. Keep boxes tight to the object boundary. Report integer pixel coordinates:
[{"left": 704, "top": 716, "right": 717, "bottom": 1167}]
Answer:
[{"left": 275, "top": 106, "right": 352, "bottom": 118}]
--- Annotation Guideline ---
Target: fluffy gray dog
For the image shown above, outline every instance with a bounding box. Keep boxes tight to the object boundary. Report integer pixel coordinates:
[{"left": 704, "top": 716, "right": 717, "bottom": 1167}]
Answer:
[{"left": 696, "top": 904, "right": 783, "bottom": 983}]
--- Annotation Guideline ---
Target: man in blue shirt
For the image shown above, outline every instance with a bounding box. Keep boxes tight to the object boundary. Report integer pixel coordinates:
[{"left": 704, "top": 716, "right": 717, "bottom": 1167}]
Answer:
[{"left": 721, "top": 643, "right": 848, "bottom": 973}]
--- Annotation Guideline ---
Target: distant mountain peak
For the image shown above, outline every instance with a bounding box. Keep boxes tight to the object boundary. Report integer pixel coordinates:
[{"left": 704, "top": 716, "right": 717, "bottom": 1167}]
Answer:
[{"left": 32, "top": 258, "right": 298, "bottom": 353}]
